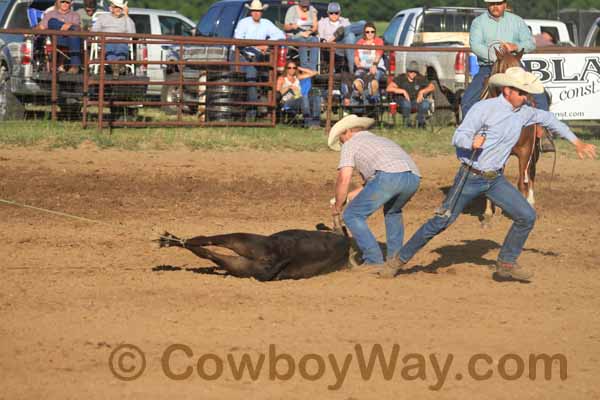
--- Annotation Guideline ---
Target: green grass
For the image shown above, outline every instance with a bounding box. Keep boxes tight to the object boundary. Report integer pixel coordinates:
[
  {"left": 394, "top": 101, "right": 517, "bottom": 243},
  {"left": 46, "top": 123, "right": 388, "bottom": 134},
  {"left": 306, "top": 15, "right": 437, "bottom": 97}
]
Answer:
[
  {"left": 0, "top": 119, "right": 597, "bottom": 158},
  {"left": 374, "top": 21, "right": 389, "bottom": 36}
]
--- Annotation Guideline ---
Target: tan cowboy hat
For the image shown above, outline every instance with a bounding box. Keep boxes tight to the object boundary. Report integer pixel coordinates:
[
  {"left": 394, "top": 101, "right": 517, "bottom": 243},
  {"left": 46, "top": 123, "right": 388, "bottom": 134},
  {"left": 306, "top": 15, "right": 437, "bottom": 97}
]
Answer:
[
  {"left": 110, "top": 0, "right": 127, "bottom": 8},
  {"left": 327, "top": 114, "right": 375, "bottom": 151},
  {"left": 245, "top": 0, "right": 269, "bottom": 11},
  {"left": 488, "top": 67, "right": 544, "bottom": 94}
]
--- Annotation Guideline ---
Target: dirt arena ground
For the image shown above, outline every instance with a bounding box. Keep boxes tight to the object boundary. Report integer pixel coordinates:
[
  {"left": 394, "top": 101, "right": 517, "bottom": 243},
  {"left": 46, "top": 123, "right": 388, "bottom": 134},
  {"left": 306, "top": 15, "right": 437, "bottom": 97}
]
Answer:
[{"left": 1, "top": 146, "right": 599, "bottom": 399}]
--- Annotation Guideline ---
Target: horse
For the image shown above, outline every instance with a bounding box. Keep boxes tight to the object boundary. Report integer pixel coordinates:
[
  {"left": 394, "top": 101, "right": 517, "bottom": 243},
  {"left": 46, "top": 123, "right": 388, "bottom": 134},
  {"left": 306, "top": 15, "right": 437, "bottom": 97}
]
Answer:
[{"left": 479, "top": 48, "right": 549, "bottom": 226}]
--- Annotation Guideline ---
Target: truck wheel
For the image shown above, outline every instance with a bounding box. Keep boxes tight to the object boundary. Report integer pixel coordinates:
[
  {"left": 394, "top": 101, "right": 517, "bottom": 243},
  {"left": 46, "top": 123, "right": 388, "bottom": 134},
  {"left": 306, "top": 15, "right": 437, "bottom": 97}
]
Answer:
[{"left": 0, "top": 65, "right": 25, "bottom": 121}]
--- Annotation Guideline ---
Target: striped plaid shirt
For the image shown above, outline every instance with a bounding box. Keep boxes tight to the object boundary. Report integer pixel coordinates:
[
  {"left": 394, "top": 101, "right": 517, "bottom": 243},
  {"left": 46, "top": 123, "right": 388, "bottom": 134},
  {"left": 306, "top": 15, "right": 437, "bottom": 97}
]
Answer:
[{"left": 338, "top": 131, "right": 421, "bottom": 181}]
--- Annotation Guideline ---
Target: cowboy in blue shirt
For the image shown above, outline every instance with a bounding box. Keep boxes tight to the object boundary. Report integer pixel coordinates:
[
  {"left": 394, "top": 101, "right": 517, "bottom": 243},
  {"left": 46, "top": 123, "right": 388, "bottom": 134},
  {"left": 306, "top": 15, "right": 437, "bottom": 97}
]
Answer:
[
  {"left": 234, "top": 0, "right": 285, "bottom": 120},
  {"left": 461, "top": 0, "right": 548, "bottom": 117},
  {"left": 381, "top": 67, "right": 596, "bottom": 282}
]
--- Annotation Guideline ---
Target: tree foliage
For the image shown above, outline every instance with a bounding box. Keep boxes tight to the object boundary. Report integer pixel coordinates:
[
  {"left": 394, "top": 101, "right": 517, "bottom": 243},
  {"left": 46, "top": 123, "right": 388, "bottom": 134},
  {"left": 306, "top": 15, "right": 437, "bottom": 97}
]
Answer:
[{"left": 136, "top": 0, "right": 598, "bottom": 27}]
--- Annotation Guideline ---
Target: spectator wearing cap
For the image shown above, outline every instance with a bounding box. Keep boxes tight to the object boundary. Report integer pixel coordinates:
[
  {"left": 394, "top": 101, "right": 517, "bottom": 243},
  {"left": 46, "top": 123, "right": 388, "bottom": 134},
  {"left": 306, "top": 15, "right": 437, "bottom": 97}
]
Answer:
[
  {"left": 386, "top": 60, "right": 435, "bottom": 128},
  {"left": 284, "top": 0, "right": 319, "bottom": 71},
  {"left": 76, "top": 0, "right": 99, "bottom": 31},
  {"left": 317, "top": 2, "right": 355, "bottom": 73},
  {"left": 234, "top": 0, "right": 286, "bottom": 120},
  {"left": 36, "top": 0, "right": 81, "bottom": 73},
  {"left": 91, "top": 0, "right": 136, "bottom": 76}
]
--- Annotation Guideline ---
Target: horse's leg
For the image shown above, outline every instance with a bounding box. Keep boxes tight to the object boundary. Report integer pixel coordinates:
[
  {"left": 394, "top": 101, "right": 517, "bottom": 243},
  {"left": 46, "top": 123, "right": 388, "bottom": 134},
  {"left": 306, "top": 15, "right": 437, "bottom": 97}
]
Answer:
[{"left": 527, "top": 137, "right": 541, "bottom": 205}]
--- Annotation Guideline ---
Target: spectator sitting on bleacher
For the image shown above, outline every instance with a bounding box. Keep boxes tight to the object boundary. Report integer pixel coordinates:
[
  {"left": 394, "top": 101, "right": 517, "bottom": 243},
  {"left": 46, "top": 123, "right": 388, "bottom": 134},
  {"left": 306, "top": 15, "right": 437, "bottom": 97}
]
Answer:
[
  {"left": 352, "top": 22, "right": 385, "bottom": 103},
  {"left": 386, "top": 60, "right": 434, "bottom": 128},
  {"left": 91, "top": 0, "right": 136, "bottom": 77},
  {"left": 36, "top": 0, "right": 81, "bottom": 74},
  {"left": 284, "top": 0, "right": 319, "bottom": 71},
  {"left": 317, "top": 2, "right": 355, "bottom": 73},
  {"left": 276, "top": 60, "right": 321, "bottom": 128},
  {"left": 76, "top": 0, "right": 100, "bottom": 31}
]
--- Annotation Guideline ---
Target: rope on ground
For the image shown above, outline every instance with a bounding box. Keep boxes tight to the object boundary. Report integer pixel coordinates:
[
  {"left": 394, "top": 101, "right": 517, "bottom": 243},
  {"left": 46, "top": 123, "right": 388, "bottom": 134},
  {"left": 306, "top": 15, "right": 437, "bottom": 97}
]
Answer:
[{"left": 0, "top": 198, "right": 184, "bottom": 245}]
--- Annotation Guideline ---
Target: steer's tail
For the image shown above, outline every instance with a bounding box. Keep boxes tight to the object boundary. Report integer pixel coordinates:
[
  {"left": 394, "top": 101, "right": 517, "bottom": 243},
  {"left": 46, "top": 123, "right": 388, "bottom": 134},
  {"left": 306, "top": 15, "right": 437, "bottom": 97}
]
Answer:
[{"left": 156, "top": 231, "right": 186, "bottom": 248}]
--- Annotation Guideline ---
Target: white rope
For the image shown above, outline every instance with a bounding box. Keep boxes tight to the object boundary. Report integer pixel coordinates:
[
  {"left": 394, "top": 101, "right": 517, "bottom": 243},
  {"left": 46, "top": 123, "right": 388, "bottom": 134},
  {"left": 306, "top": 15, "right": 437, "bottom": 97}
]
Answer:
[{"left": 0, "top": 198, "right": 184, "bottom": 245}]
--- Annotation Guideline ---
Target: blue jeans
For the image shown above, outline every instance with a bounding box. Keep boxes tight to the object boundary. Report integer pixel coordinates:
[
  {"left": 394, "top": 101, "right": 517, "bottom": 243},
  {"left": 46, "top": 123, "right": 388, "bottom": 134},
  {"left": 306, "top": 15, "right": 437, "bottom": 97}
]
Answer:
[
  {"left": 291, "top": 36, "right": 319, "bottom": 71},
  {"left": 238, "top": 52, "right": 260, "bottom": 120},
  {"left": 47, "top": 18, "right": 81, "bottom": 66},
  {"left": 352, "top": 68, "right": 385, "bottom": 103},
  {"left": 398, "top": 166, "right": 536, "bottom": 265},
  {"left": 282, "top": 94, "right": 321, "bottom": 126},
  {"left": 398, "top": 98, "right": 430, "bottom": 124},
  {"left": 461, "top": 64, "right": 549, "bottom": 118},
  {"left": 343, "top": 171, "right": 420, "bottom": 265},
  {"left": 105, "top": 43, "right": 129, "bottom": 61},
  {"left": 334, "top": 30, "right": 356, "bottom": 73}
]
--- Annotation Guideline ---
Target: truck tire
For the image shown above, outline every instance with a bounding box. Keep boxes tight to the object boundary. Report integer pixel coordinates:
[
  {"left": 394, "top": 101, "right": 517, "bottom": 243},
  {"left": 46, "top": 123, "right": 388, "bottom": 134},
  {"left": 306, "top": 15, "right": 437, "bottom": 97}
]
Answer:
[{"left": 0, "top": 64, "right": 25, "bottom": 121}]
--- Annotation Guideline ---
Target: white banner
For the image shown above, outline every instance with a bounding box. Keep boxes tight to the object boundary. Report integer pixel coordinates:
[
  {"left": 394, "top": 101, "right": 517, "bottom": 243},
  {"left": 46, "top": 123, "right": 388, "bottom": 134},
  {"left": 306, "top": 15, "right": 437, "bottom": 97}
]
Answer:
[{"left": 522, "top": 53, "right": 600, "bottom": 120}]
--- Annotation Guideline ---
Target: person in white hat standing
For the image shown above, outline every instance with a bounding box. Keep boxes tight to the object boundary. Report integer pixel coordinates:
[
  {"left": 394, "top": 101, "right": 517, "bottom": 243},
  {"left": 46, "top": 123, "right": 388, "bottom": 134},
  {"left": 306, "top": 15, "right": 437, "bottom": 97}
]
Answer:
[
  {"left": 462, "top": 0, "right": 548, "bottom": 117},
  {"left": 390, "top": 67, "right": 596, "bottom": 281},
  {"left": 234, "top": 0, "right": 285, "bottom": 120},
  {"left": 329, "top": 114, "right": 421, "bottom": 271},
  {"left": 91, "top": 0, "right": 136, "bottom": 76}
]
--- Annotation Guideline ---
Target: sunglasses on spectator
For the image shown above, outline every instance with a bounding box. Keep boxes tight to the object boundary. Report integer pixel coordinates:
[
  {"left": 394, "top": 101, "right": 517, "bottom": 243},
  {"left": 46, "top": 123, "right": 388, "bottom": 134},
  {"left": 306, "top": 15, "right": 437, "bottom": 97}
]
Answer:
[
  {"left": 287, "top": 66, "right": 297, "bottom": 70},
  {"left": 365, "top": 30, "right": 376, "bottom": 34},
  {"left": 60, "top": 0, "right": 71, "bottom": 3},
  {"left": 328, "top": 12, "right": 339, "bottom": 15}
]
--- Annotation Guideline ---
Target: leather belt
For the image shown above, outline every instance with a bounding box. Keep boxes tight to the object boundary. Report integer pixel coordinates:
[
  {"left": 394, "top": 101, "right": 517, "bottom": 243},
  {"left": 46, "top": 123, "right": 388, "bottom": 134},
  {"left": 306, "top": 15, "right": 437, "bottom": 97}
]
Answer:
[{"left": 462, "top": 164, "right": 502, "bottom": 179}]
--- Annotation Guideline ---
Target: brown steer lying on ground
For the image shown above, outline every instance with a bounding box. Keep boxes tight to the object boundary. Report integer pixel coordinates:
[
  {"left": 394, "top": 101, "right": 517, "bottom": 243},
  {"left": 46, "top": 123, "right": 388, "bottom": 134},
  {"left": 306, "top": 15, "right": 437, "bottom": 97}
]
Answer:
[{"left": 158, "top": 228, "right": 352, "bottom": 281}]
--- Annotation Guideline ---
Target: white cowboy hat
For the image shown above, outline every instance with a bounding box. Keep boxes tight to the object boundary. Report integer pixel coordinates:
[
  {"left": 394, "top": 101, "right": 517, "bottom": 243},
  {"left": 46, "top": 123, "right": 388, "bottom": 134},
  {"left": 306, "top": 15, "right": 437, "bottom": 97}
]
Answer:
[
  {"left": 327, "top": 114, "right": 375, "bottom": 151},
  {"left": 488, "top": 67, "right": 544, "bottom": 94},
  {"left": 109, "top": 0, "right": 127, "bottom": 8},
  {"left": 245, "top": 0, "right": 269, "bottom": 11}
]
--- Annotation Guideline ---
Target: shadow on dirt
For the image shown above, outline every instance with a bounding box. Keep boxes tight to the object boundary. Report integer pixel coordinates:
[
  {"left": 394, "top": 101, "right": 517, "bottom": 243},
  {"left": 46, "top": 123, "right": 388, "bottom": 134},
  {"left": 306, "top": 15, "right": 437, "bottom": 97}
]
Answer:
[
  {"left": 152, "top": 264, "right": 227, "bottom": 277},
  {"left": 400, "top": 238, "right": 560, "bottom": 276}
]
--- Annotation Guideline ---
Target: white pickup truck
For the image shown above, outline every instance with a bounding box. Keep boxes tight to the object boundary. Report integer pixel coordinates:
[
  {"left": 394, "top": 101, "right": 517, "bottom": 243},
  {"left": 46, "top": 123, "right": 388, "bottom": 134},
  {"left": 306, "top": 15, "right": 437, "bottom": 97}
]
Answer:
[{"left": 383, "top": 7, "right": 574, "bottom": 112}]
